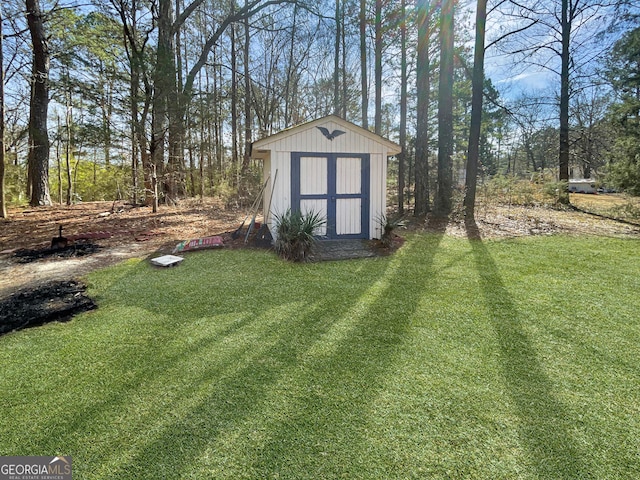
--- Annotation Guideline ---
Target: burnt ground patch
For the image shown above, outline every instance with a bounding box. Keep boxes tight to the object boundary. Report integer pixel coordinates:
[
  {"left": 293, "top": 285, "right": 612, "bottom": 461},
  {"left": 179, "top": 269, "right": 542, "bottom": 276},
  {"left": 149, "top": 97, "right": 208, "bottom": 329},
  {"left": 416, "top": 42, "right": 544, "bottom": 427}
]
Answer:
[
  {"left": 0, "top": 280, "right": 97, "bottom": 336},
  {"left": 13, "top": 241, "right": 103, "bottom": 264}
]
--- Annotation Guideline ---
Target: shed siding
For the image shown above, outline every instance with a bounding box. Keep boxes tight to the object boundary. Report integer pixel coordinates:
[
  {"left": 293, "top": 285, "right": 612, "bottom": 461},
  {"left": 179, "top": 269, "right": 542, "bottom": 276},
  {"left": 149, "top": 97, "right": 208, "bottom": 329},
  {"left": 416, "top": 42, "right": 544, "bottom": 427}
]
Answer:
[
  {"left": 270, "top": 151, "right": 292, "bottom": 224},
  {"left": 300, "top": 156, "right": 328, "bottom": 195},
  {"left": 336, "top": 198, "right": 361, "bottom": 235},
  {"left": 254, "top": 116, "right": 399, "bottom": 240},
  {"left": 369, "top": 152, "right": 385, "bottom": 239},
  {"left": 336, "top": 157, "right": 361, "bottom": 194}
]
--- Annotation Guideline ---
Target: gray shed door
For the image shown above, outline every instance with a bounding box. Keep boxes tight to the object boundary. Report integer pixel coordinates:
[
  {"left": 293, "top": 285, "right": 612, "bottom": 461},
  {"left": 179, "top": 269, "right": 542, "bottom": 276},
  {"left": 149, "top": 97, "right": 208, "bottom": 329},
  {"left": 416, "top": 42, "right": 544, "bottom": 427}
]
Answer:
[{"left": 291, "top": 152, "right": 370, "bottom": 239}]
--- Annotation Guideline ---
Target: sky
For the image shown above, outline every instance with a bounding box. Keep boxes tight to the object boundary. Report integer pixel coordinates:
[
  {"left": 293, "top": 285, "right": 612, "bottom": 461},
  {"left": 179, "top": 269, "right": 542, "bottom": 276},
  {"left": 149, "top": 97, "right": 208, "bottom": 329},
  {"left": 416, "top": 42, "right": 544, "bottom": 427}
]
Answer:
[{"left": 477, "top": 0, "right": 623, "bottom": 101}]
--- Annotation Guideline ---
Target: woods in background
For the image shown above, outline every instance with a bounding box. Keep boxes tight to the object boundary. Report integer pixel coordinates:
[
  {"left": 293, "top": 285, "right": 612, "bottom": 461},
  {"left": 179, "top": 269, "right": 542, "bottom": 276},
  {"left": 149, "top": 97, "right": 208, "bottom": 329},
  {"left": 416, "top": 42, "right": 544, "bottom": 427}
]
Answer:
[{"left": 0, "top": 0, "right": 639, "bottom": 219}]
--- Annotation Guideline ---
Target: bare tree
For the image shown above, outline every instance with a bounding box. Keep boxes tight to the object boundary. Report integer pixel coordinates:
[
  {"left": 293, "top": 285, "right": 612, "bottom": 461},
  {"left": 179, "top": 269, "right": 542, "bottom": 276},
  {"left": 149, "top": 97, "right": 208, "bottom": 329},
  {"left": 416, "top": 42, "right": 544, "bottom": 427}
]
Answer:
[
  {"left": 570, "top": 87, "right": 611, "bottom": 178},
  {"left": 152, "top": 0, "right": 302, "bottom": 202},
  {"left": 109, "top": 0, "right": 154, "bottom": 205},
  {"left": 502, "top": 0, "right": 615, "bottom": 195}
]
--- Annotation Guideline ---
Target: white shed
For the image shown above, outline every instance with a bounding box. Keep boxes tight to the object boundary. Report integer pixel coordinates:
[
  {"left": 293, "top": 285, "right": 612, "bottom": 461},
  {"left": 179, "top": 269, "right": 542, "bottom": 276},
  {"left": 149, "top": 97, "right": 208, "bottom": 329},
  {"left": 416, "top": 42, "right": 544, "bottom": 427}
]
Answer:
[
  {"left": 568, "top": 179, "right": 597, "bottom": 194},
  {"left": 251, "top": 115, "right": 401, "bottom": 240}
]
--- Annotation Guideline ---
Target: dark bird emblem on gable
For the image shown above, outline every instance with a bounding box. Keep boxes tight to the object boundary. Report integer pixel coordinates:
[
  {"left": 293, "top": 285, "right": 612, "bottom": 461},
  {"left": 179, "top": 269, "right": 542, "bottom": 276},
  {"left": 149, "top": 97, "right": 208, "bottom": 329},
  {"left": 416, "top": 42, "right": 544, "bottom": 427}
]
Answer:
[{"left": 317, "top": 126, "right": 346, "bottom": 140}]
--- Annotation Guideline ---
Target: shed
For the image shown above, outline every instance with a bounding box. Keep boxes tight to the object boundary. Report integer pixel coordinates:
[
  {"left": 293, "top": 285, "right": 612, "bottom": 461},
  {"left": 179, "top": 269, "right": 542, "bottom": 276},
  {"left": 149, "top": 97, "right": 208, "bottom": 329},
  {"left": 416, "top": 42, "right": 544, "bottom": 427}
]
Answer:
[
  {"left": 568, "top": 179, "right": 596, "bottom": 194},
  {"left": 251, "top": 115, "right": 401, "bottom": 240}
]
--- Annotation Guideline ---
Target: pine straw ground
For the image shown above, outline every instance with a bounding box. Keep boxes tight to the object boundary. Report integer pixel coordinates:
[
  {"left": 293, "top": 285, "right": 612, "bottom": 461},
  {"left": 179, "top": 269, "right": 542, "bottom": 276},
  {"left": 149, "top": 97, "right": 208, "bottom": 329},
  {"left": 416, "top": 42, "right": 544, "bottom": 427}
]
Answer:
[
  {"left": 1, "top": 194, "right": 639, "bottom": 299},
  {"left": 0, "top": 198, "right": 244, "bottom": 297}
]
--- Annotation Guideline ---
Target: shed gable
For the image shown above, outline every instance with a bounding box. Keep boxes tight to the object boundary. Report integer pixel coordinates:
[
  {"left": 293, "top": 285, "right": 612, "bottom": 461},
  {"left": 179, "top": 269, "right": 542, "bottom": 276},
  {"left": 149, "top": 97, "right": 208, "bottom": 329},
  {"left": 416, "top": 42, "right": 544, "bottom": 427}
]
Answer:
[{"left": 252, "top": 115, "right": 401, "bottom": 157}]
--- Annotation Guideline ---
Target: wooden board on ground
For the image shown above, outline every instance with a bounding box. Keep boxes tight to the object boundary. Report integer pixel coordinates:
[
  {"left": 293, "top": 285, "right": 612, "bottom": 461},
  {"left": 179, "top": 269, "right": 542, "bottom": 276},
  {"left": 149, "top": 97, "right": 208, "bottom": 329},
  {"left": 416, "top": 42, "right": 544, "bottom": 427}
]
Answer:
[
  {"left": 150, "top": 255, "right": 184, "bottom": 267},
  {"left": 172, "top": 235, "right": 224, "bottom": 254}
]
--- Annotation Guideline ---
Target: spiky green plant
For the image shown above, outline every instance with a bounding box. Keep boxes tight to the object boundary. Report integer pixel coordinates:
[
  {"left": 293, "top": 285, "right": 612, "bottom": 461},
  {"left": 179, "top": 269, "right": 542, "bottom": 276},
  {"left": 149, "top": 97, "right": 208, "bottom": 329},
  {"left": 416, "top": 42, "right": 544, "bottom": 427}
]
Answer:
[
  {"left": 273, "top": 208, "right": 326, "bottom": 261},
  {"left": 376, "top": 213, "right": 406, "bottom": 248}
]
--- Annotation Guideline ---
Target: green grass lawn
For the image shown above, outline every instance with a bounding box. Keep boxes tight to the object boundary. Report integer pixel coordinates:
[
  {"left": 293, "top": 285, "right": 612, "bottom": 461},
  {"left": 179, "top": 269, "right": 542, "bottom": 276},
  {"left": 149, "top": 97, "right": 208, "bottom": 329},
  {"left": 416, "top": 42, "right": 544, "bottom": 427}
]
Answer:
[{"left": 1, "top": 233, "right": 639, "bottom": 479}]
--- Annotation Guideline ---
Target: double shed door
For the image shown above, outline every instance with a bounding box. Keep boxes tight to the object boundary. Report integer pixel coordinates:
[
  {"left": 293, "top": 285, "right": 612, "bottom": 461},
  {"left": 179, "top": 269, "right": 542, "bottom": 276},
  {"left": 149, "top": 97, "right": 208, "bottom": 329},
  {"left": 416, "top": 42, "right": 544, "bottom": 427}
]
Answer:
[{"left": 291, "top": 153, "right": 370, "bottom": 239}]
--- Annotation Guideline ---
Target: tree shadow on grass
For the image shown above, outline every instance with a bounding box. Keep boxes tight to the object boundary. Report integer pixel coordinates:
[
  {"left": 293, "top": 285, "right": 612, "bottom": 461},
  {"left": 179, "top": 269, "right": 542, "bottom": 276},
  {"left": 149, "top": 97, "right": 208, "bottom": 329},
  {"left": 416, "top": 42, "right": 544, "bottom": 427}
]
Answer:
[
  {"left": 95, "top": 225, "right": 448, "bottom": 478},
  {"left": 466, "top": 218, "right": 592, "bottom": 479},
  {"left": 244, "top": 226, "right": 448, "bottom": 478},
  {"left": 2, "top": 251, "right": 359, "bottom": 467}
]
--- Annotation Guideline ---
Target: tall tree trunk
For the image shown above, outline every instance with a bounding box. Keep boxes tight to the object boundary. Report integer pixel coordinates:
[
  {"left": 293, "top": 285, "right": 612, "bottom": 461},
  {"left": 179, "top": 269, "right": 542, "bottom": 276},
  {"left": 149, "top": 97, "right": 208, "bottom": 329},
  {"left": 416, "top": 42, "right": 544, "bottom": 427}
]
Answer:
[
  {"left": 230, "top": 19, "right": 239, "bottom": 186},
  {"left": 205, "top": 62, "right": 215, "bottom": 190},
  {"left": 414, "top": 0, "right": 431, "bottom": 215},
  {"left": 130, "top": 61, "right": 140, "bottom": 204},
  {"left": 153, "top": 0, "right": 186, "bottom": 203},
  {"left": 176, "top": 0, "right": 184, "bottom": 95},
  {"left": 188, "top": 142, "right": 195, "bottom": 196},
  {"left": 434, "top": 0, "right": 454, "bottom": 217},
  {"left": 56, "top": 115, "right": 62, "bottom": 203},
  {"left": 65, "top": 86, "right": 73, "bottom": 205},
  {"left": 214, "top": 57, "right": 224, "bottom": 183},
  {"left": 559, "top": 0, "right": 570, "bottom": 188},
  {"left": 359, "top": 0, "right": 368, "bottom": 129},
  {"left": 199, "top": 70, "right": 206, "bottom": 198},
  {"left": 464, "top": 0, "right": 487, "bottom": 220},
  {"left": 374, "top": 0, "right": 382, "bottom": 134},
  {"left": 199, "top": 122, "right": 205, "bottom": 198},
  {"left": 168, "top": 100, "right": 184, "bottom": 201},
  {"left": 284, "top": 3, "right": 298, "bottom": 126},
  {"left": 170, "top": 0, "right": 185, "bottom": 199},
  {"left": 117, "top": 0, "right": 149, "bottom": 205},
  {"left": 151, "top": 0, "right": 174, "bottom": 208},
  {"left": 0, "top": 7, "right": 6, "bottom": 218},
  {"left": 100, "top": 62, "right": 112, "bottom": 167},
  {"left": 242, "top": 2, "right": 252, "bottom": 173},
  {"left": 334, "top": 0, "right": 341, "bottom": 115},
  {"left": 398, "top": 0, "right": 407, "bottom": 214},
  {"left": 26, "top": 0, "right": 52, "bottom": 207},
  {"left": 341, "top": 0, "right": 347, "bottom": 119}
]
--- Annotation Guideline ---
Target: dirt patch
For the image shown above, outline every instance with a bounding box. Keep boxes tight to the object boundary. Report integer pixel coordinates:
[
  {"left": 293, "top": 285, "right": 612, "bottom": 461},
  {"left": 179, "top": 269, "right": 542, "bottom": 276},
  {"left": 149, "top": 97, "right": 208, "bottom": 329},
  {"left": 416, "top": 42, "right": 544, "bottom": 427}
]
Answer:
[
  {"left": 438, "top": 204, "right": 640, "bottom": 239},
  {"left": 0, "top": 280, "right": 96, "bottom": 336},
  {"left": 0, "top": 198, "right": 244, "bottom": 253},
  {"left": 0, "top": 198, "right": 245, "bottom": 298}
]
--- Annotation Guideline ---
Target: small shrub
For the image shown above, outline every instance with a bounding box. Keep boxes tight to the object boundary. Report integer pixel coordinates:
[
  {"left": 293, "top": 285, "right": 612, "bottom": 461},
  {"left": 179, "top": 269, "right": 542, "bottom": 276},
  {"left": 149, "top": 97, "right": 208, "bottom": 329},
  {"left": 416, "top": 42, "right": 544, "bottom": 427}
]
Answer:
[
  {"left": 543, "top": 181, "right": 570, "bottom": 207},
  {"left": 377, "top": 213, "right": 406, "bottom": 248},
  {"left": 274, "top": 209, "right": 326, "bottom": 262}
]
